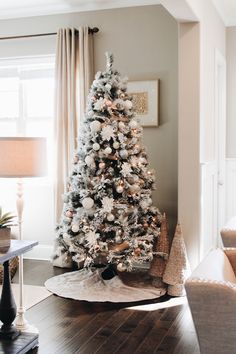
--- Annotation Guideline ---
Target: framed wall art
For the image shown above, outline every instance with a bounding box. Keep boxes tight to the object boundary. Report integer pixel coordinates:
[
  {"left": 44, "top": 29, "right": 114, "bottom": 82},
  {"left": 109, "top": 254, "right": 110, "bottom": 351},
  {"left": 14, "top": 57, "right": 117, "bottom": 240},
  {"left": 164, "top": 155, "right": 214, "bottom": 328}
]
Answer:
[{"left": 127, "top": 79, "right": 159, "bottom": 127}]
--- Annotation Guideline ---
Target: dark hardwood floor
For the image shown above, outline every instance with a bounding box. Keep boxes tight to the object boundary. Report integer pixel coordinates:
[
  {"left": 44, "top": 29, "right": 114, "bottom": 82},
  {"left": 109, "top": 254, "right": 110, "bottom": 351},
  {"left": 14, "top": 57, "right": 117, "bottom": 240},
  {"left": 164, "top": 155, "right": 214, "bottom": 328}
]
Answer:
[{"left": 12, "top": 260, "right": 200, "bottom": 354}]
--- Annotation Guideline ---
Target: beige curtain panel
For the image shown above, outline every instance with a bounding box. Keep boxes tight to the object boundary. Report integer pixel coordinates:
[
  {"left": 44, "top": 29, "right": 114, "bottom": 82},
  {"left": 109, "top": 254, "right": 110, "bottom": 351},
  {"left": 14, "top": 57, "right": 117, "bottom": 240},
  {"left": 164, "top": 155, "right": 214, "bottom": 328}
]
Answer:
[{"left": 54, "top": 26, "right": 94, "bottom": 225}]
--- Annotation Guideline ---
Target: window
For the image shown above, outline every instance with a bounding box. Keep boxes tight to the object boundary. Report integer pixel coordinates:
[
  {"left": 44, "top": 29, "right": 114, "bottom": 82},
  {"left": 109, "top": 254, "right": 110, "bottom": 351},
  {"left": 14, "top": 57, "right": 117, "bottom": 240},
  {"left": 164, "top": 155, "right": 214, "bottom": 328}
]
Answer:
[
  {"left": 0, "top": 56, "right": 55, "bottom": 252},
  {"left": 0, "top": 56, "right": 55, "bottom": 180}
]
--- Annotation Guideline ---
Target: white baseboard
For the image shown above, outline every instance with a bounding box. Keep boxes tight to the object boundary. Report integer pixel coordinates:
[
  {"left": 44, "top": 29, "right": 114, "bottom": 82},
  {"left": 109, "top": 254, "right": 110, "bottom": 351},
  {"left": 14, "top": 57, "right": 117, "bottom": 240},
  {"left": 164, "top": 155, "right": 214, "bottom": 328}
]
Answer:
[{"left": 24, "top": 244, "right": 53, "bottom": 261}]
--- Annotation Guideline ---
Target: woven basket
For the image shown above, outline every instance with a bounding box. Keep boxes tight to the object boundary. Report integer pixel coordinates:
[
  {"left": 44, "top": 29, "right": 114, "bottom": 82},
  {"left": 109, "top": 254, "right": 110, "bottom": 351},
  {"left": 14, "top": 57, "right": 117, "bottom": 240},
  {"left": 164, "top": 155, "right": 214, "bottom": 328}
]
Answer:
[{"left": 0, "top": 256, "right": 19, "bottom": 284}]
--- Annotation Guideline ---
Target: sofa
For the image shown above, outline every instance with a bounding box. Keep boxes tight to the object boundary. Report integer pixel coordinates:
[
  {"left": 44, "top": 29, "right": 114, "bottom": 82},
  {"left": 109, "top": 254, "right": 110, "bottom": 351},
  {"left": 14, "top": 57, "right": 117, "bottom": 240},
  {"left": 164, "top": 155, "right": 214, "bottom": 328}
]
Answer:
[{"left": 185, "top": 248, "right": 236, "bottom": 354}]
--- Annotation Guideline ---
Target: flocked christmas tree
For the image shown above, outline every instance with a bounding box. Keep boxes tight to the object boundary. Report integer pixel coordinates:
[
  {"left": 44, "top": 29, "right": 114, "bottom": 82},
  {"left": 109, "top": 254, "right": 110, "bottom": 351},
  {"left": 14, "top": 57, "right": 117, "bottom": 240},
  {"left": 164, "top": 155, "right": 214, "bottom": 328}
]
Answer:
[{"left": 53, "top": 53, "right": 162, "bottom": 273}]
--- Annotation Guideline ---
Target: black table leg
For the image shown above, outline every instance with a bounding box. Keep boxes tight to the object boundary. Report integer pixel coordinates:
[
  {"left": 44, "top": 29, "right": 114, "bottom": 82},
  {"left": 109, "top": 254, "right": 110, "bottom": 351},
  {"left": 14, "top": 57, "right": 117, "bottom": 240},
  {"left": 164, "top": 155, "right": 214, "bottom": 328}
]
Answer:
[{"left": 0, "top": 260, "right": 20, "bottom": 340}]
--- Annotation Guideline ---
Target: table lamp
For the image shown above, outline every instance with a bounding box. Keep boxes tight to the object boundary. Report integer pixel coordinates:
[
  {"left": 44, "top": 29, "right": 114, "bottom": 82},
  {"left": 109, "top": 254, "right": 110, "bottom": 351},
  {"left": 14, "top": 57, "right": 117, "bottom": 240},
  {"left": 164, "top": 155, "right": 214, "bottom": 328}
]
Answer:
[{"left": 0, "top": 137, "right": 47, "bottom": 332}]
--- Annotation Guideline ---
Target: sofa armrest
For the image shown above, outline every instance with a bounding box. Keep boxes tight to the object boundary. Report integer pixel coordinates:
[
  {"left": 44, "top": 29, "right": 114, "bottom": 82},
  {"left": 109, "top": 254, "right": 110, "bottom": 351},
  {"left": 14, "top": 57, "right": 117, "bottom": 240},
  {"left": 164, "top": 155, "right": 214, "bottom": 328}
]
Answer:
[{"left": 224, "top": 248, "right": 236, "bottom": 275}]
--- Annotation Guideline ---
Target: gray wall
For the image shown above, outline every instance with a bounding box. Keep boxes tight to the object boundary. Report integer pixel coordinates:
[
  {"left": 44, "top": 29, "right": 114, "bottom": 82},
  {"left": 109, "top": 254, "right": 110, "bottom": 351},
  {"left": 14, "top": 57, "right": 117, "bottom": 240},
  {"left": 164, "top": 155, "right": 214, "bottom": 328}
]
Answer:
[
  {"left": 0, "top": 5, "right": 178, "bottom": 236},
  {"left": 227, "top": 26, "right": 236, "bottom": 157}
]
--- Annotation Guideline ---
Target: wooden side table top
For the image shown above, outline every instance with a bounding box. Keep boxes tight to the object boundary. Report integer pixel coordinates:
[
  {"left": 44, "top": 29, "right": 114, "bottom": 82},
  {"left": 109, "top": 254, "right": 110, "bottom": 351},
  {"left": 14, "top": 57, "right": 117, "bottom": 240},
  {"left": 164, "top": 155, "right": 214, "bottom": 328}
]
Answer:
[{"left": 0, "top": 240, "right": 38, "bottom": 264}]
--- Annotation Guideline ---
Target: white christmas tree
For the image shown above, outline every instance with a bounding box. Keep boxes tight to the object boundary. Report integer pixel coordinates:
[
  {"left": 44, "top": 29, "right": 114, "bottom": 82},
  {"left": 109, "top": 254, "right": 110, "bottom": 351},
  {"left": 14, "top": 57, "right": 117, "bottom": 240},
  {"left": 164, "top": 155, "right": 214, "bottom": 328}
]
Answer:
[{"left": 53, "top": 53, "right": 161, "bottom": 272}]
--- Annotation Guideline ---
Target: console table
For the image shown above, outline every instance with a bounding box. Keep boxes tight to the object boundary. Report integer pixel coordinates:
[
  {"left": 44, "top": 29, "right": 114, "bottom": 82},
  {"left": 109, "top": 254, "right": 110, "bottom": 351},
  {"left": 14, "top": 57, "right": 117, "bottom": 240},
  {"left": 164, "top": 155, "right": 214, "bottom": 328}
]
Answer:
[{"left": 0, "top": 240, "right": 38, "bottom": 354}]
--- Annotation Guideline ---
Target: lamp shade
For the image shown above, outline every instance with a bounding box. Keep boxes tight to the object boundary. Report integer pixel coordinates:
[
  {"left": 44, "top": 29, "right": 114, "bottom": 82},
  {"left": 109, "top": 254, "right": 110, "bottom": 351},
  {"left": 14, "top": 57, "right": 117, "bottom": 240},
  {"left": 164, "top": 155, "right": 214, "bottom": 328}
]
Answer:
[{"left": 0, "top": 137, "right": 47, "bottom": 178}]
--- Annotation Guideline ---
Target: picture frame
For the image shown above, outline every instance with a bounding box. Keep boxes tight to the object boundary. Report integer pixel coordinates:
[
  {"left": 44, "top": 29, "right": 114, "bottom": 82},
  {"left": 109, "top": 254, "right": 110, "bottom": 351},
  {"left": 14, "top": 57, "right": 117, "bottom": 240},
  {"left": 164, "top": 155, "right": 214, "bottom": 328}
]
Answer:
[{"left": 127, "top": 79, "right": 159, "bottom": 127}]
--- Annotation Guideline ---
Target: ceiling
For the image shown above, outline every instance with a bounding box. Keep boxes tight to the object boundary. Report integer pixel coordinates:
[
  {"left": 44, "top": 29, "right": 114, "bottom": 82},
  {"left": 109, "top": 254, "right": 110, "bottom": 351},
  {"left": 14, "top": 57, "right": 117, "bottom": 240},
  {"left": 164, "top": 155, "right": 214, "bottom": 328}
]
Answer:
[
  {"left": 211, "top": 0, "right": 236, "bottom": 26},
  {"left": 0, "top": 0, "right": 160, "bottom": 20},
  {"left": 0, "top": 0, "right": 235, "bottom": 26}
]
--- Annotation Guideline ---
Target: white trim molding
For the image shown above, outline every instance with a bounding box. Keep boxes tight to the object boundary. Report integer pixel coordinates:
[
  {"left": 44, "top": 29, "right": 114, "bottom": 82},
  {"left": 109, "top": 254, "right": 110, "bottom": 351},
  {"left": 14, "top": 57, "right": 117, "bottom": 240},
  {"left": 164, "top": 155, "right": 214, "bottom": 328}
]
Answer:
[{"left": 226, "top": 158, "right": 236, "bottom": 220}]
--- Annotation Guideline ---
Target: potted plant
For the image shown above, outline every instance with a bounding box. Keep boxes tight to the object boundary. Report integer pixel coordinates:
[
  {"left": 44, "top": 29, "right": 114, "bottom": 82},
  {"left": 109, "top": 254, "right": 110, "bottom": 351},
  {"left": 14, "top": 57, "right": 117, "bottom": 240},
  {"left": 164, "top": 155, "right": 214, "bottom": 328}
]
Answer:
[{"left": 0, "top": 207, "right": 16, "bottom": 253}]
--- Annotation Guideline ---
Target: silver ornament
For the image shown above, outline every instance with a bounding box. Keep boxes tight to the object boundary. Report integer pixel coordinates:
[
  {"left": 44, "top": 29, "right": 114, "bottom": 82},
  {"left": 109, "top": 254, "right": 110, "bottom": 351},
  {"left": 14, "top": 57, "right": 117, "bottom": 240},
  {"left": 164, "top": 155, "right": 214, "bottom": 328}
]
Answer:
[
  {"left": 119, "top": 149, "right": 128, "bottom": 159},
  {"left": 93, "top": 143, "right": 100, "bottom": 151},
  {"left": 104, "top": 146, "right": 112, "bottom": 155},
  {"left": 107, "top": 213, "right": 115, "bottom": 221},
  {"left": 116, "top": 185, "right": 124, "bottom": 193},
  {"left": 71, "top": 224, "right": 80, "bottom": 233},
  {"left": 82, "top": 197, "right": 94, "bottom": 209},
  {"left": 90, "top": 120, "right": 102, "bottom": 133},
  {"left": 113, "top": 141, "right": 120, "bottom": 149}
]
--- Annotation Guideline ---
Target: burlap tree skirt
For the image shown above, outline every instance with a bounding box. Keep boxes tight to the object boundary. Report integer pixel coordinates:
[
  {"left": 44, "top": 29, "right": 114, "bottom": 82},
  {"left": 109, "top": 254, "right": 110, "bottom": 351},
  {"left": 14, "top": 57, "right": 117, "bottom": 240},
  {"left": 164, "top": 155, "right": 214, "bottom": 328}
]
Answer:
[{"left": 45, "top": 267, "right": 167, "bottom": 303}]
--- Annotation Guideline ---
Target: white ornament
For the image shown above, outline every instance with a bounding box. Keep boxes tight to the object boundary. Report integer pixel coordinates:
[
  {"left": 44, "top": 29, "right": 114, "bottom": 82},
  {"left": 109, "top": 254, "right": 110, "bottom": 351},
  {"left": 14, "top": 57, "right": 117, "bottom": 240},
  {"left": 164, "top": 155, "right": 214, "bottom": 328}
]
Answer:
[
  {"left": 124, "top": 100, "right": 133, "bottom": 110},
  {"left": 82, "top": 197, "right": 94, "bottom": 209},
  {"left": 102, "top": 197, "right": 114, "bottom": 212},
  {"left": 119, "top": 149, "right": 128, "bottom": 159},
  {"left": 104, "top": 147, "right": 112, "bottom": 155},
  {"left": 90, "top": 120, "right": 102, "bottom": 133},
  {"left": 121, "top": 162, "right": 132, "bottom": 176},
  {"left": 118, "top": 121, "right": 125, "bottom": 130},
  {"left": 86, "top": 230, "right": 99, "bottom": 246},
  {"left": 105, "top": 83, "right": 112, "bottom": 91},
  {"left": 85, "top": 155, "right": 94, "bottom": 166},
  {"left": 116, "top": 185, "right": 124, "bottom": 193},
  {"left": 93, "top": 143, "right": 100, "bottom": 151},
  {"left": 99, "top": 161, "right": 106, "bottom": 169},
  {"left": 113, "top": 141, "right": 120, "bottom": 149},
  {"left": 101, "top": 125, "right": 114, "bottom": 141},
  {"left": 107, "top": 213, "right": 115, "bottom": 221},
  {"left": 94, "top": 97, "right": 104, "bottom": 111},
  {"left": 114, "top": 99, "right": 125, "bottom": 110},
  {"left": 117, "top": 263, "right": 126, "bottom": 272},
  {"left": 71, "top": 224, "right": 80, "bottom": 233},
  {"left": 129, "top": 120, "right": 138, "bottom": 129}
]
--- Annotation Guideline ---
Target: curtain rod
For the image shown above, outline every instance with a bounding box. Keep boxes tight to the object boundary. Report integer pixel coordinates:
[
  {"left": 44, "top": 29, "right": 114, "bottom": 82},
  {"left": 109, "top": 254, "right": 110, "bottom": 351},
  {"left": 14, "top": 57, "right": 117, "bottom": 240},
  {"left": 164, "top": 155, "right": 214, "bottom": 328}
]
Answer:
[{"left": 0, "top": 27, "right": 99, "bottom": 41}]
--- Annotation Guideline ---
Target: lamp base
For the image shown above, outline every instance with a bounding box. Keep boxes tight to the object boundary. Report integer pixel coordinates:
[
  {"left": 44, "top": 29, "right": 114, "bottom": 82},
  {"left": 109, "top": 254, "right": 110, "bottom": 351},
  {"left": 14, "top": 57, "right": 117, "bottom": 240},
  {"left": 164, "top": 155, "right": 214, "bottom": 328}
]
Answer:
[{"left": 15, "top": 315, "right": 38, "bottom": 334}]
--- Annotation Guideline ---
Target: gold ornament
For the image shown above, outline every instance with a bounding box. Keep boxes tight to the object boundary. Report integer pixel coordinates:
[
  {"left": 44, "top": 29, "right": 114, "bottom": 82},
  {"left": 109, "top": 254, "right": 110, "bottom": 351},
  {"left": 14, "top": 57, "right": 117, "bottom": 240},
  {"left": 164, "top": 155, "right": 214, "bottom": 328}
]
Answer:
[{"left": 134, "top": 247, "right": 141, "bottom": 256}]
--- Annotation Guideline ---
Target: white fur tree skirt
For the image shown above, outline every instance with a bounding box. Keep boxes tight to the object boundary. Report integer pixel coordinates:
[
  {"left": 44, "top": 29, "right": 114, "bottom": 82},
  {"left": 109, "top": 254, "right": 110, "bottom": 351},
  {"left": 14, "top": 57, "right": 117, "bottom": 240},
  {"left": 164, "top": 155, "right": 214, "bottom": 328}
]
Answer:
[{"left": 45, "top": 268, "right": 166, "bottom": 302}]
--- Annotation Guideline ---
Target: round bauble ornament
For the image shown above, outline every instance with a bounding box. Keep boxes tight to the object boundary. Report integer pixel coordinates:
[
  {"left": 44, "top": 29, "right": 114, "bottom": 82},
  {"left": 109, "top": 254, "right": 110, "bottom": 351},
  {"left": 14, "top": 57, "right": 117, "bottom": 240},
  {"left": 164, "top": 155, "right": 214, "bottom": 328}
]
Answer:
[
  {"left": 124, "top": 100, "right": 132, "bottom": 110},
  {"left": 116, "top": 185, "right": 124, "bottom": 193},
  {"left": 107, "top": 213, "right": 115, "bottom": 222},
  {"left": 118, "top": 121, "right": 125, "bottom": 130},
  {"left": 82, "top": 197, "right": 94, "bottom": 209},
  {"left": 92, "top": 143, "right": 100, "bottom": 151},
  {"left": 99, "top": 161, "right": 106, "bottom": 169},
  {"left": 104, "top": 146, "right": 112, "bottom": 155},
  {"left": 64, "top": 217, "right": 72, "bottom": 224},
  {"left": 129, "top": 120, "right": 138, "bottom": 129},
  {"left": 85, "top": 155, "right": 94, "bottom": 166},
  {"left": 113, "top": 141, "right": 120, "bottom": 149},
  {"left": 65, "top": 211, "right": 73, "bottom": 218},
  {"left": 105, "top": 83, "right": 112, "bottom": 91},
  {"left": 71, "top": 224, "right": 80, "bottom": 233},
  {"left": 119, "top": 149, "right": 128, "bottom": 159},
  {"left": 105, "top": 99, "right": 112, "bottom": 107},
  {"left": 117, "top": 263, "right": 126, "bottom": 272},
  {"left": 90, "top": 120, "right": 102, "bottom": 133}
]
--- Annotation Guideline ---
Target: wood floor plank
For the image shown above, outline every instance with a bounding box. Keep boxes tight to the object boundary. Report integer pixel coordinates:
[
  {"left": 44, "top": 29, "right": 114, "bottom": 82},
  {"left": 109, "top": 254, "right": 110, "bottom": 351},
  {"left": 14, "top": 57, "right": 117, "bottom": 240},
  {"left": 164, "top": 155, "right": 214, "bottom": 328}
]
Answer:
[{"left": 10, "top": 260, "right": 200, "bottom": 354}]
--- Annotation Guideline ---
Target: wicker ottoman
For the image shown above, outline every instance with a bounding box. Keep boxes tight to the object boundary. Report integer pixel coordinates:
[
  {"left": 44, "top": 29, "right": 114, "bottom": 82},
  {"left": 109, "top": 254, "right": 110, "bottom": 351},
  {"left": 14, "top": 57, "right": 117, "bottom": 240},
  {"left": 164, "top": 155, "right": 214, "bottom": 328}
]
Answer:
[{"left": 221, "top": 216, "right": 236, "bottom": 247}]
